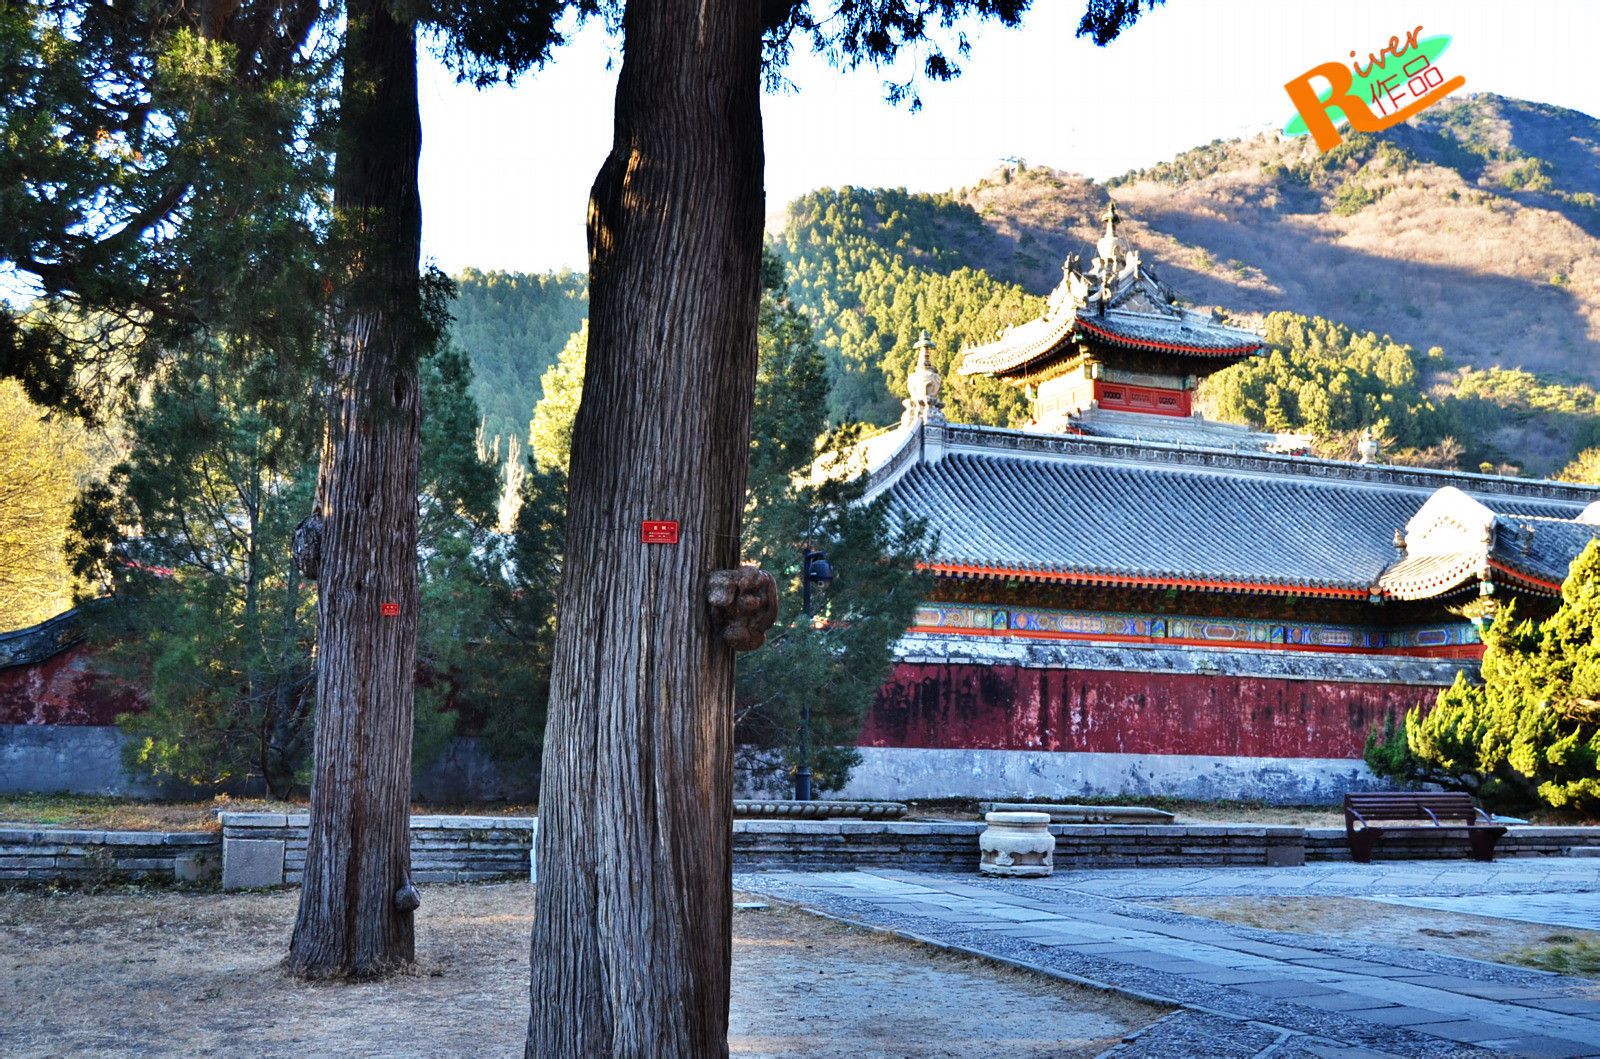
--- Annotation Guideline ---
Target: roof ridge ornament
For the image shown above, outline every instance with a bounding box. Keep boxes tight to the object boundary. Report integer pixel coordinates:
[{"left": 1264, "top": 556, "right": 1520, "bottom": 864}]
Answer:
[
  {"left": 1046, "top": 252, "right": 1089, "bottom": 318},
  {"left": 901, "top": 330, "right": 946, "bottom": 428},
  {"left": 1092, "top": 200, "right": 1127, "bottom": 312}
]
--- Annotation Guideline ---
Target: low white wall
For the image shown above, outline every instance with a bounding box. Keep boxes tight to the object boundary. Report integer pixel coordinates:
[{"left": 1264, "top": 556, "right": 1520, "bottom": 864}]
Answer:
[{"left": 837, "top": 747, "right": 1382, "bottom": 805}]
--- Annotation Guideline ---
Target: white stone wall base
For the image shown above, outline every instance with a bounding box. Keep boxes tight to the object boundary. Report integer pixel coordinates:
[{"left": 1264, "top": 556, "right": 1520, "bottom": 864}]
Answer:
[{"left": 838, "top": 747, "right": 1381, "bottom": 805}]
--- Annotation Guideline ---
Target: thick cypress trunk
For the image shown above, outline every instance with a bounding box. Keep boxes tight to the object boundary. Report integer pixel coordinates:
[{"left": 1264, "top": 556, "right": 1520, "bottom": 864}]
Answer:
[
  {"left": 287, "top": 0, "right": 423, "bottom": 979},
  {"left": 527, "top": 0, "right": 765, "bottom": 1053}
]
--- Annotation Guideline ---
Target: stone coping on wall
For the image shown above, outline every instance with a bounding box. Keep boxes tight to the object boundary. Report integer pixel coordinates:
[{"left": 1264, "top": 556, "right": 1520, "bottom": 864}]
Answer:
[{"left": 8, "top": 815, "right": 1597, "bottom": 887}]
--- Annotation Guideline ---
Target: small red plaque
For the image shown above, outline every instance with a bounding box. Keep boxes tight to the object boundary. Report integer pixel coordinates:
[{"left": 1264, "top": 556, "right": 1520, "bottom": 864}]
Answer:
[
  {"left": 641, "top": 520, "right": 680, "bottom": 545},
  {"left": 380, "top": 601, "right": 400, "bottom": 617}
]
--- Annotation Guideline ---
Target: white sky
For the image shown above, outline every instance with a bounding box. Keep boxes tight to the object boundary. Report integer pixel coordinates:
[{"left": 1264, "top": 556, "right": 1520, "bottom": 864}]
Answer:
[{"left": 416, "top": 0, "right": 1600, "bottom": 276}]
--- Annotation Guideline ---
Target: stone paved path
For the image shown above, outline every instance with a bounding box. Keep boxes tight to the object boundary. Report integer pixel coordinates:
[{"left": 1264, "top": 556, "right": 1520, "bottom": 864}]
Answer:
[{"left": 736, "top": 860, "right": 1600, "bottom": 1058}]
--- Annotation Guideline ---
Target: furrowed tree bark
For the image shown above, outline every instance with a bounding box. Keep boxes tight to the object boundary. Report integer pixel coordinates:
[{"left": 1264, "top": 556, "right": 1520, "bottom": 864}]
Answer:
[
  {"left": 287, "top": 0, "right": 423, "bottom": 979},
  {"left": 527, "top": 0, "right": 765, "bottom": 1053}
]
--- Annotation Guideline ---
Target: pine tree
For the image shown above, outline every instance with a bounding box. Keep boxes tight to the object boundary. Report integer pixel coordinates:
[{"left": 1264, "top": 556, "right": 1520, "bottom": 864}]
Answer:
[
  {"left": 68, "top": 341, "right": 323, "bottom": 798},
  {"left": 1394, "top": 543, "right": 1600, "bottom": 811},
  {"left": 65, "top": 330, "right": 502, "bottom": 799}
]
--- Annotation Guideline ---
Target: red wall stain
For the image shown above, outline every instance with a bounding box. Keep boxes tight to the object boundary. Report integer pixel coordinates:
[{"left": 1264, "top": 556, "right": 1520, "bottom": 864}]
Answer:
[
  {"left": 0, "top": 643, "right": 143, "bottom": 726},
  {"left": 860, "top": 664, "right": 1442, "bottom": 760}
]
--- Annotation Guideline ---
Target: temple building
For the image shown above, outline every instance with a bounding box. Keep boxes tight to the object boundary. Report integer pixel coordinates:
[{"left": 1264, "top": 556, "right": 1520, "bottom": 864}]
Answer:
[{"left": 840, "top": 205, "right": 1600, "bottom": 803}]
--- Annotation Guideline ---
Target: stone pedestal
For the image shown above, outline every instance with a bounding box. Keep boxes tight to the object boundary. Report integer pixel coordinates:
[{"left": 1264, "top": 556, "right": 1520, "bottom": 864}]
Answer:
[{"left": 979, "top": 811, "right": 1055, "bottom": 877}]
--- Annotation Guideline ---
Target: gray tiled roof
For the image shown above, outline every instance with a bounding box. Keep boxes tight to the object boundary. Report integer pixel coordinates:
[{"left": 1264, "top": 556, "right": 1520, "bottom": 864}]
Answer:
[
  {"left": 885, "top": 443, "right": 1591, "bottom": 595},
  {"left": 1067, "top": 408, "right": 1294, "bottom": 452},
  {"left": 1497, "top": 516, "right": 1600, "bottom": 584},
  {"left": 957, "top": 307, "right": 1262, "bottom": 378},
  {"left": 1074, "top": 311, "right": 1263, "bottom": 356}
]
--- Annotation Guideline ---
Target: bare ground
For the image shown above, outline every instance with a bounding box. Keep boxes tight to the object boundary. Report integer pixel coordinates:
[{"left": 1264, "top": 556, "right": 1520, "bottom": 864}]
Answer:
[
  {"left": 0, "top": 884, "right": 1164, "bottom": 1058},
  {"left": 1159, "top": 895, "right": 1600, "bottom": 971}
]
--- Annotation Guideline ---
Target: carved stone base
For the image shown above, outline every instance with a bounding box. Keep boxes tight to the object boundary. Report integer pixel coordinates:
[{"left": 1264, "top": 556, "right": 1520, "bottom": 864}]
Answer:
[{"left": 979, "top": 811, "right": 1055, "bottom": 877}]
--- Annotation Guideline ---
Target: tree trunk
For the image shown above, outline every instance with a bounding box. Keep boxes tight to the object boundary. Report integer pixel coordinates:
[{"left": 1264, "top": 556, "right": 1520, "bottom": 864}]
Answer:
[
  {"left": 527, "top": 0, "right": 764, "bottom": 1052},
  {"left": 287, "top": 0, "right": 424, "bottom": 980}
]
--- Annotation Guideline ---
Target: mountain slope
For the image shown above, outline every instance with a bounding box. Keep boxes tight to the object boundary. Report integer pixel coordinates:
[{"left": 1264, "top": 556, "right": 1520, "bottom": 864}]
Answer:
[{"left": 952, "top": 93, "right": 1600, "bottom": 381}]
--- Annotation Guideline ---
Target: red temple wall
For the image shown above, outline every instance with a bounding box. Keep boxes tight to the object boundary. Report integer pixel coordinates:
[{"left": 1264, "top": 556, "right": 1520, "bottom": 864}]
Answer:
[
  {"left": 860, "top": 663, "right": 1442, "bottom": 760},
  {"left": 0, "top": 642, "right": 142, "bottom": 726}
]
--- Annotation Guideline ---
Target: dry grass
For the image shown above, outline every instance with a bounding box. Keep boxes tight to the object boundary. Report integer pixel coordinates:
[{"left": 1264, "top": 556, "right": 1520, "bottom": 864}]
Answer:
[
  {"left": 0, "top": 884, "right": 1165, "bottom": 1057},
  {"left": 1509, "top": 937, "right": 1600, "bottom": 978},
  {"left": 1160, "top": 895, "right": 1600, "bottom": 973}
]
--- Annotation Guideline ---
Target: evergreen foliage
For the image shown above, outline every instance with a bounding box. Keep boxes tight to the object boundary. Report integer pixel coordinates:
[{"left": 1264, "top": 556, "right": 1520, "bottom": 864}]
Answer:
[
  {"left": 528, "top": 322, "right": 587, "bottom": 473},
  {"left": 1560, "top": 448, "right": 1600, "bottom": 485},
  {"left": 0, "top": 1, "right": 336, "bottom": 419},
  {"left": 1369, "top": 544, "right": 1600, "bottom": 812},
  {"left": 447, "top": 269, "right": 587, "bottom": 452},
  {"left": 1202, "top": 312, "right": 1446, "bottom": 455},
  {"left": 68, "top": 340, "right": 323, "bottom": 797},
  {"left": 67, "top": 330, "right": 509, "bottom": 797}
]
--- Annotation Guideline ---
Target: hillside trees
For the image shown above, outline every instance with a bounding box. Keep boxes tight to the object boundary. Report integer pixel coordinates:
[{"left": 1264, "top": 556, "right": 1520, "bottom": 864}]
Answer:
[
  {"left": 1202, "top": 312, "right": 1446, "bottom": 455},
  {"left": 1561, "top": 449, "right": 1600, "bottom": 484},
  {"left": 448, "top": 269, "right": 588, "bottom": 450},
  {"left": 1372, "top": 543, "right": 1600, "bottom": 812},
  {"left": 778, "top": 187, "right": 1043, "bottom": 425}
]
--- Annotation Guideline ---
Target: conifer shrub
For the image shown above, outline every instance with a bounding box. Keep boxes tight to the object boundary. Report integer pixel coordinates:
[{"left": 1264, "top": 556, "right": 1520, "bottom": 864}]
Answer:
[{"left": 1368, "top": 542, "right": 1600, "bottom": 813}]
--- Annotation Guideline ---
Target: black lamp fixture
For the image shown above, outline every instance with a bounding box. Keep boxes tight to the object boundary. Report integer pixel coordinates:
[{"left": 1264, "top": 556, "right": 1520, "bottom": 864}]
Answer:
[{"left": 794, "top": 548, "right": 836, "bottom": 801}]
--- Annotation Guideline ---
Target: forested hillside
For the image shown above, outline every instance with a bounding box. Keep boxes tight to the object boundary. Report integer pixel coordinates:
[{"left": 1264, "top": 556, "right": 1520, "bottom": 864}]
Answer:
[{"left": 448, "top": 269, "right": 587, "bottom": 450}]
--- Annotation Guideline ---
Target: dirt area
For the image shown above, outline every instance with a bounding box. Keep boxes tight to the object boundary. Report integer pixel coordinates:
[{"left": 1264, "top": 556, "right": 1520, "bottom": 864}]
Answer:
[
  {"left": 0, "top": 884, "right": 1164, "bottom": 1057},
  {"left": 1159, "top": 895, "right": 1600, "bottom": 974}
]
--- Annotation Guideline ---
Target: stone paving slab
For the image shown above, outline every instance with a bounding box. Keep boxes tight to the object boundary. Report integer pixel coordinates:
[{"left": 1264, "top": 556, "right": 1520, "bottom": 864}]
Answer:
[{"left": 736, "top": 862, "right": 1600, "bottom": 1058}]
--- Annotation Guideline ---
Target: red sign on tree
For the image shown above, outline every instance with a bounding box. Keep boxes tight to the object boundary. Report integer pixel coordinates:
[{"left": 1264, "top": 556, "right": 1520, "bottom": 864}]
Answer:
[
  {"left": 641, "top": 520, "right": 680, "bottom": 544},
  {"left": 380, "top": 601, "right": 400, "bottom": 617}
]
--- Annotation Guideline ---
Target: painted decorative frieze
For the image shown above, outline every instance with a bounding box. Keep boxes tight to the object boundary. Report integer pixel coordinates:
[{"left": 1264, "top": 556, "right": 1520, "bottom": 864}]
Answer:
[{"left": 910, "top": 602, "right": 1478, "bottom": 655}]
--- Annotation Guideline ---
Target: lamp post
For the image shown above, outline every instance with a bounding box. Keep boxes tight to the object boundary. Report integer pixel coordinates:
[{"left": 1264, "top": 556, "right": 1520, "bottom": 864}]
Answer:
[{"left": 795, "top": 548, "right": 834, "bottom": 801}]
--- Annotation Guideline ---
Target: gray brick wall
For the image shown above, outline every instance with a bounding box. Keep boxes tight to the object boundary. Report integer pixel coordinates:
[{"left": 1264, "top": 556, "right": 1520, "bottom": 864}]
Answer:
[{"left": 0, "top": 827, "right": 219, "bottom": 883}]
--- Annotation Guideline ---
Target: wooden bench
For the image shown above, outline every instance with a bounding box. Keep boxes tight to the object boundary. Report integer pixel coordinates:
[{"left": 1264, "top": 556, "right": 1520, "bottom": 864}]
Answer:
[{"left": 1343, "top": 792, "right": 1506, "bottom": 863}]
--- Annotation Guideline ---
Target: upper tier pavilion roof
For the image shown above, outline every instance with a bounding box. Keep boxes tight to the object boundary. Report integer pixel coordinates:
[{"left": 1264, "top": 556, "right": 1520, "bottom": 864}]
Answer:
[
  {"left": 958, "top": 202, "right": 1265, "bottom": 380},
  {"left": 860, "top": 421, "right": 1600, "bottom": 602}
]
